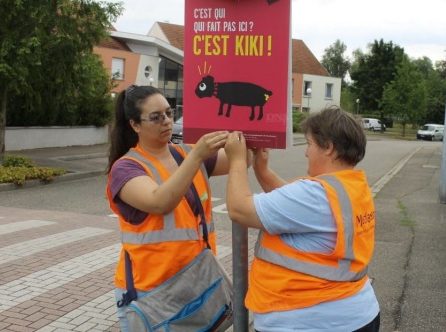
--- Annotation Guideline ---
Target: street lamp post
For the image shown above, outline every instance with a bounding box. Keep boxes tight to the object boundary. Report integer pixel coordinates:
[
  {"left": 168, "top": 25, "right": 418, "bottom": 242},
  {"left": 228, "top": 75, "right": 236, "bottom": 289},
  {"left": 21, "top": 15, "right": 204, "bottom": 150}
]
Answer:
[
  {"left": 356, "top": 99, "right": 360, "bottom": 114},
  {"left": 306, "top": 87, "right": 312, "bottom": 112}
]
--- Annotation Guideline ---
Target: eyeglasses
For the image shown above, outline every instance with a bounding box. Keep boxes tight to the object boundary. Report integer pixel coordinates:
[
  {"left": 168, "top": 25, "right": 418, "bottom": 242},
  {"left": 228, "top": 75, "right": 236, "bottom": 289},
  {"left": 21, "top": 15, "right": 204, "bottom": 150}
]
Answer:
[{"left": 140, "top": 109, "right": 174, "bottom": 124}]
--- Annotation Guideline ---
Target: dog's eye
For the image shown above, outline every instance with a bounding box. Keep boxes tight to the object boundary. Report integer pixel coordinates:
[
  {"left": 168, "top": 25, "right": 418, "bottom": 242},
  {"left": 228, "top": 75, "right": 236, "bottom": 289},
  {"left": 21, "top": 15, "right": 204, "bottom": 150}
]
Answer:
[{"left": 199, "top": 83, "right": 207, "bottom": 91}]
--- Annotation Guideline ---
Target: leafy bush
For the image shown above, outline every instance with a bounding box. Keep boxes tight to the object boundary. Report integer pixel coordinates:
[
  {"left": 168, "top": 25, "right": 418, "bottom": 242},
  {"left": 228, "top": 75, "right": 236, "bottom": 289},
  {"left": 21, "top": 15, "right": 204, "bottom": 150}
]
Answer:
[
  {"left": 2, "top": 155, "right": 35, "bottom": 168},
  {"left": 0, "top": 155, "right": 66, "bottom": 185},
  {"left": 292, "top": 111, "right": 309, "bottom": 132}
]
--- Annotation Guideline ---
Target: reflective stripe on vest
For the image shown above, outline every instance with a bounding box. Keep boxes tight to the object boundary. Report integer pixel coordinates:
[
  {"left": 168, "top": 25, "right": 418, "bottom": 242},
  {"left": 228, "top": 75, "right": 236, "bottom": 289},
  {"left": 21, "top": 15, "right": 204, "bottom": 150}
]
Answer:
[
  {"left": 121, "top": 222, "right": 216, "bottom": 244},
  {"left": 255, "top": 175, "right": 368, "bottom": 282},
  {"left": 120, "top": 146, "right": 214, "bottom": 245},
  {"left": 179, "top": 144, "right": 210, "bottom": 180},
  {"left": 175, "top": 144, "right": 214, "bottom": 235}
]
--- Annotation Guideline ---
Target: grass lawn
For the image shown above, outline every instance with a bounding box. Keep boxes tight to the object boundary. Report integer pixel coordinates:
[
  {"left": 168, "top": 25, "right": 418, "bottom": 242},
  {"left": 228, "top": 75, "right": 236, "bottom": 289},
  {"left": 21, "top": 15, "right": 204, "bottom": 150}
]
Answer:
[{"left": 366, "top": 124, "right": 419, "bottom": 141}]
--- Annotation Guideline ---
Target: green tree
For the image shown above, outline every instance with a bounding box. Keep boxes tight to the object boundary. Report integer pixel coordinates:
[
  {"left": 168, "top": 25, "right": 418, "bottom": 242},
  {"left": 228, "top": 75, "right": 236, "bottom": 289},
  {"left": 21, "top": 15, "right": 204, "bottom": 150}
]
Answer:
[
  {"left": 424, "top": 69, "right": 446, "bottom": 124},
  {"left": 408, "top": 56, "right": 446, "bottom": 125},
  {"left": 340, "top": 86, "right": 355, "bottom": 113},
  {"left": 432, "top": 56, "right": 446, "bottom": 125},
  {"left": 412, "top": 56, "right": 434, "bottom": 79},
  {"left": 382, "top": 58, "right": 427, "bottom": 136},
  {"left": 0, "top": 0, "right": 122, "bottom": 157},
  {"left": 321, "top": 40, "right": 351, "bottom": 86},
  {"left": 0, "top": 1, "right": 44, "bottom": 156},
  {"left": 349, "top": 49, "right": 365, "bottom": 76},
  {"left": 350, "top": 39, "right": 405, "bottom": 115},
  {"left": 435, "top": 57, "right": 446, "bottom": 79}
]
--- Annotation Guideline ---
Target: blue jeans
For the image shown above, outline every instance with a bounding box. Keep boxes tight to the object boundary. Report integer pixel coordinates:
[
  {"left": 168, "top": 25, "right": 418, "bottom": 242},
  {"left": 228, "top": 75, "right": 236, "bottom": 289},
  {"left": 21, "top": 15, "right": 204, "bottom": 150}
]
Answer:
[{"left": 115, "top": 288, "right": 150, "bottom": 332}]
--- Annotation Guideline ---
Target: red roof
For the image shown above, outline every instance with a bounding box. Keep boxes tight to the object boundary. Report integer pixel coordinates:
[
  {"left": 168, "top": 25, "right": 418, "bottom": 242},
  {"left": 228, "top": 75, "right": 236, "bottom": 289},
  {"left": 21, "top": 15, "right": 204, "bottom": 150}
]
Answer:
[
  {"left": 98, "top": 36, "right": 131, "bottom": 51},
  {"left": 292, "top": 39, "right": 329, "bottom": 76},
  {"left": 156, "top": 22, "right": 185, "bottom": 51}
]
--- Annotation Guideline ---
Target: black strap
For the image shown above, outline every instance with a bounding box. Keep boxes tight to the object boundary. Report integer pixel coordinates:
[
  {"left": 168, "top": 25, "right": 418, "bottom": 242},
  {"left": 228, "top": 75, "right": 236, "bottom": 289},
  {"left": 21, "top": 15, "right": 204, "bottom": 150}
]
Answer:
[
  {"left": 117, "top": 251, "right": 137, "bottom": 307},
  {"left": 169, "top": 145, "right": 211, "bottom": 249}
]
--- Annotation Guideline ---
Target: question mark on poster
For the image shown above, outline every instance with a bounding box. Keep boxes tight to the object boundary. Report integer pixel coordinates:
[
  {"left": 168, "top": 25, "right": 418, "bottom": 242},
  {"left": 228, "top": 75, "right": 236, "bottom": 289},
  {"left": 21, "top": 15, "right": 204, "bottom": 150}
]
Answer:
[{"left": 249, "top": 21, "right": 254, "bottom": 31}]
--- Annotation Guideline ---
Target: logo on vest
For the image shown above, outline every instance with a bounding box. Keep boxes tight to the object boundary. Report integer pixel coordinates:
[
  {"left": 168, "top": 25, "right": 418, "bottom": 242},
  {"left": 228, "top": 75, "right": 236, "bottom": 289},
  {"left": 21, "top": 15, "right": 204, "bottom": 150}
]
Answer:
[{"left": 355, "top": 211, "right": 375, "bottom": 232}]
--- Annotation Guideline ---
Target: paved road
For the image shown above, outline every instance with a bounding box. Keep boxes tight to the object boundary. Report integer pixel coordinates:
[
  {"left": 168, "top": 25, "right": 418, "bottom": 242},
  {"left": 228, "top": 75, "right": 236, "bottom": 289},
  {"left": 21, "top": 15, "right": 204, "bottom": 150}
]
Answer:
[
  {"left": 0, "top": 138, "right": 445, "bottom": 331},
  {"left": 0, "top": 139, "right": 426, "bottom": 218}
]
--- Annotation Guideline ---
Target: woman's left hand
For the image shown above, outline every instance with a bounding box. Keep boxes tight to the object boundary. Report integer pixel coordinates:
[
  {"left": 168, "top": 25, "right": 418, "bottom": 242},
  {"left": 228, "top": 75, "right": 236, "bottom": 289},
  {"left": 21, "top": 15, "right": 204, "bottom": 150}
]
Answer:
[
  {"left": 225, "top": 131, "right": 247, "bottom": 163},
  {"left": 193, "top": 131, "right": 229, "bottom": 161}
]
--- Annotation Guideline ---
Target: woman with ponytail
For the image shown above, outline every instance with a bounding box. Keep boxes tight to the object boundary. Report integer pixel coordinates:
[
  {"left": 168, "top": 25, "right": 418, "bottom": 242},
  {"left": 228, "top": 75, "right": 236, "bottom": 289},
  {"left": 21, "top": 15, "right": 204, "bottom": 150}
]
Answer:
[{"left": 106, "top": 85, "right": 231, "bottom": 331}]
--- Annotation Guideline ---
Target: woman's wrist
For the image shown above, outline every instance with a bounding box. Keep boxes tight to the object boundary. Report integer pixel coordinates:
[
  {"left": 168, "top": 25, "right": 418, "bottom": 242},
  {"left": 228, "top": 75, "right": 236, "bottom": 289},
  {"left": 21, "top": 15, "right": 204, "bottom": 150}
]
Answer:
[{"left": 187, "top": 148, "right": 206, "bottom": 166}]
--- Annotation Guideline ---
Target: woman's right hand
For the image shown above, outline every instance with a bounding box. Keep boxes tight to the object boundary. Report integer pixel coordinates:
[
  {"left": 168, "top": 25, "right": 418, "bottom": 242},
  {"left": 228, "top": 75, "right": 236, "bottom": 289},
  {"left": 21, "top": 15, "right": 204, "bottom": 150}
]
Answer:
[
  {"left": 193, "top": 131, "right": 229, "bottom": 161},
  {"left": 252, "top": 148, "right": 270, "bottom": 173}
]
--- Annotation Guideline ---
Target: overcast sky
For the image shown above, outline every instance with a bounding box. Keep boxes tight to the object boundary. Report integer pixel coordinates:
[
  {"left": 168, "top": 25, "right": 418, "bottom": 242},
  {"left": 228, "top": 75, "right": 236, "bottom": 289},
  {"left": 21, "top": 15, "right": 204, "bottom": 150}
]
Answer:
[{"left": 110, "top": 0, "right": 446, "bottom": 64}]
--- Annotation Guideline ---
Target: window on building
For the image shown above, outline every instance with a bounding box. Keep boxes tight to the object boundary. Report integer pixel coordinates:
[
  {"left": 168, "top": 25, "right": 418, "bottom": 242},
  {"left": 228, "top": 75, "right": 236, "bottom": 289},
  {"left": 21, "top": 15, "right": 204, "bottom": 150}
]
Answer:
[
  {"left": 304, "top": 81, "right": 312, "bottom": 95},
  {"left": 165, "top": 60, "right": 179, "bottom": 82},
  {"left": 111, "top": 58, "right": 125, "bottom": 80},
  {"left": 158, "top": 56, "right": 183, "bottom": 118},
  {"left": 158, "top": 57, "right": 166, "bottom": 88},
  {"left": 325, "top": 83, "right": 333, "bottom": 99}
]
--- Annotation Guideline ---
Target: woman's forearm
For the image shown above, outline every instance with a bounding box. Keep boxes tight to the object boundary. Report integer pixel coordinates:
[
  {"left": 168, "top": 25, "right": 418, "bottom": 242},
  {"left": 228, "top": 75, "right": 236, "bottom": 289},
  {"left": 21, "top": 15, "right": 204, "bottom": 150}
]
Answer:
[
  {"left": 152, "top": 150, "right": 203, "bottom": 213},
  {"left": 254, "top": 167, "right": 287, "bottom": 193}
]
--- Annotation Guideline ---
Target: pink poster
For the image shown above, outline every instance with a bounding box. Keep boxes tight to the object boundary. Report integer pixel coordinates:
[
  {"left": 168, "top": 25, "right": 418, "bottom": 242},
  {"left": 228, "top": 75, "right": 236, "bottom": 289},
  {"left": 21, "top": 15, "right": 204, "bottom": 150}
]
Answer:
[{"left": 183, "top": 0, "right": 291, "bottom": 148}]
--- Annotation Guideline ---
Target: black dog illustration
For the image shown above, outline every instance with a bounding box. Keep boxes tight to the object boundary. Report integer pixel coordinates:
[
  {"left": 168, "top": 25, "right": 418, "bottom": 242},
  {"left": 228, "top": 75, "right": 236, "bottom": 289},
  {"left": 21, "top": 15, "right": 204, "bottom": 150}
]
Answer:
[{"left": 195, "top": 75, "right": 273, "bottom": 121}]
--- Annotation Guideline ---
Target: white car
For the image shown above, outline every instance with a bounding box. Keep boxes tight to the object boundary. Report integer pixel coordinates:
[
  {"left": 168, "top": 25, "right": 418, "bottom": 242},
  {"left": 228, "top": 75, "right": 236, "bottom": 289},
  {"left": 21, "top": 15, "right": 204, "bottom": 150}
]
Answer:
[
  {"left": 416, "top": 123, "right": 444, "bottom": 141},
  {"left": 362, "top": 118, "right": 386, "bottom": 131}
]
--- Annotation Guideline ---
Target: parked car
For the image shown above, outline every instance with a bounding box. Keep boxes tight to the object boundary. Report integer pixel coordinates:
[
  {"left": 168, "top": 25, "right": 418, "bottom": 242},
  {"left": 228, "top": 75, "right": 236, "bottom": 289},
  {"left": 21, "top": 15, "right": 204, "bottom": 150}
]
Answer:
[
  {"left": 416, "top": 123, "right": 444, "bottom": 141},
  {"left": 362, "top": 118, "right": 386, "bottom": 131},
  {"left": 171, "top": 116, "right": 183, "bottom": 143}
]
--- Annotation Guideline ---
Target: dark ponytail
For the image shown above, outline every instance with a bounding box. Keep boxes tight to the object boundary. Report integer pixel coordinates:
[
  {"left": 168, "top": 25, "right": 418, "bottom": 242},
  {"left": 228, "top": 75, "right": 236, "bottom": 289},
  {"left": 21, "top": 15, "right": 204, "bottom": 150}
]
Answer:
[{"left": 107, "top": 85, "right": 162, "bottom": 173}]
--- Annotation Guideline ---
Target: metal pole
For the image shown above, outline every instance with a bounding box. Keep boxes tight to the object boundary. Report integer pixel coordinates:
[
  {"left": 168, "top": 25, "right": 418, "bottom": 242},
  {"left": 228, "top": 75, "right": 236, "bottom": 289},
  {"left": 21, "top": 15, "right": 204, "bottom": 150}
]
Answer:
[
  {"left": 232, "top": 222, "right": 249, "bottom": 331},
  {"left": 439, "top": 102, "right": 446, "bottom": 203}
]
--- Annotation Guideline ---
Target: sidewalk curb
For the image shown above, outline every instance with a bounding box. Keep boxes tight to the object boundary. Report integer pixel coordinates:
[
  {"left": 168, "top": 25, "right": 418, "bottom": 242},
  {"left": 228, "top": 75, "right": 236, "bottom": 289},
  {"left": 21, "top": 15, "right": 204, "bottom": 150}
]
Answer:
[
  {"left": 0, "top": 170, "right": 105, "bottom": 192},
  {"left": 54, "top": 152, "right": 107, "bottom": 161},
  {"left": 371, "top": 147, "right": 421, "bottom": 197}
]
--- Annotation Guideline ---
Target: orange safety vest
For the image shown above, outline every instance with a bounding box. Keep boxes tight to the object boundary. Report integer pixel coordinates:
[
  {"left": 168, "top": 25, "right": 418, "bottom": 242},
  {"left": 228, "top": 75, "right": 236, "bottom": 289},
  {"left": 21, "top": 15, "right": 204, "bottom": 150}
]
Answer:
[
  {"left": 246, "top": 170, "right": 375, "bottom": 313},
  {"left": 106, "top": 143, "right": 216, "bottom": 291}
]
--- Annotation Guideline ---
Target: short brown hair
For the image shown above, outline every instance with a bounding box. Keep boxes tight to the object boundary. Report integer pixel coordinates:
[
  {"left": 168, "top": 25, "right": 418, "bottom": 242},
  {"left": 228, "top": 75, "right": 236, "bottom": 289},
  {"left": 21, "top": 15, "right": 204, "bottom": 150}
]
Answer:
[{"left": 301, "top": 106, "right": 366, "bottom": 165}]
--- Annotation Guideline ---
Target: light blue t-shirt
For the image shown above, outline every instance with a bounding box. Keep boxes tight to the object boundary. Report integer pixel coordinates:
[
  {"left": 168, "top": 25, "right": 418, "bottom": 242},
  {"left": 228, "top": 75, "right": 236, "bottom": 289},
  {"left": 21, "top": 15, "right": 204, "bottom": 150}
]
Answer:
[{"left": 252, "top": 179, "right": 379, "bottom": 331}]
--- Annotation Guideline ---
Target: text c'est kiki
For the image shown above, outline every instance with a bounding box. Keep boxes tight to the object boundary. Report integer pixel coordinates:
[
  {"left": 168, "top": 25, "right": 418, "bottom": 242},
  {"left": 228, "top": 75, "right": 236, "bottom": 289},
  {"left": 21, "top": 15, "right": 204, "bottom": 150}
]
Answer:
[{"left": 193, "top": 35, "right": 273, "bottom": 57}]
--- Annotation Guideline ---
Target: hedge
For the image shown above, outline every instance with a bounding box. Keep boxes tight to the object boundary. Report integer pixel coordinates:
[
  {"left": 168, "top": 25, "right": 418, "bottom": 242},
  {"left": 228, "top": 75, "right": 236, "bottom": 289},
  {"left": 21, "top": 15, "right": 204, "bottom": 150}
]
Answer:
[{"left": 0, "top": 155, "right": 66, "bottom": 185}]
